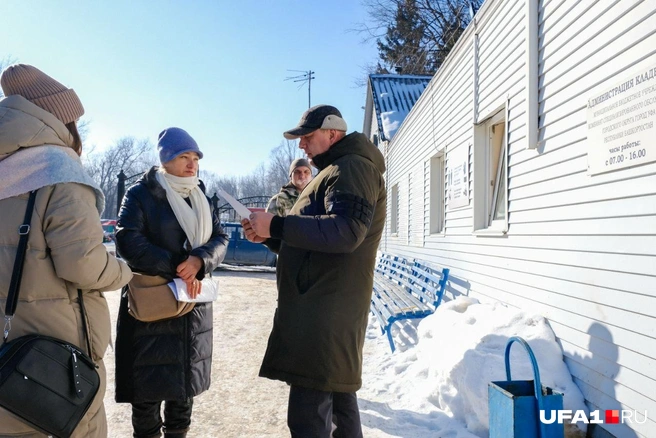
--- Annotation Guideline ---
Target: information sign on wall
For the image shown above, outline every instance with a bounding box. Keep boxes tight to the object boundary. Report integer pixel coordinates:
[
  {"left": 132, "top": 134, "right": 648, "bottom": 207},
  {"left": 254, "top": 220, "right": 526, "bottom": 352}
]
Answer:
[
  {"left": 447, "top": 145, "right": 469, "bottom": 210},
  {"left": 587, "top": 63, "right": 656, "bottom": 175}
]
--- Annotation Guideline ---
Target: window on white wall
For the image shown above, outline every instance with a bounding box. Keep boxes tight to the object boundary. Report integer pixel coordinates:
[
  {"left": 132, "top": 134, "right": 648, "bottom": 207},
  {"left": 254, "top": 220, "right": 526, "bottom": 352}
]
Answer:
[
  {"left": 473, "top": 106, "right": 508, "bottom": 234},
  {"left": 429, "top": 153, "right": 445, "bottom": 234},
  {"left": 390, "top": 183, "right": 399, "bottom": 235}
]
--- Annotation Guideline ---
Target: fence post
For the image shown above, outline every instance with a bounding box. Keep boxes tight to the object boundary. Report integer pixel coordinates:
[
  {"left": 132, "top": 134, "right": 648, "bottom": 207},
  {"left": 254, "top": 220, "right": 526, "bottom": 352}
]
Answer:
[{"left": 117, "top": 170, "right": 127, "bottom": 216}]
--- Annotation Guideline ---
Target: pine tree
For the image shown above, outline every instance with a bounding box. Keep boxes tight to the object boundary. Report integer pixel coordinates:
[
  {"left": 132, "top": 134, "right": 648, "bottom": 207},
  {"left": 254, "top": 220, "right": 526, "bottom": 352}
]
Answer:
[
  {"left": 363, "top": 0, "right": 482, "bottom": 75},
  {"left": 376, "top": 0, "right": 433, "bottom": 74}
]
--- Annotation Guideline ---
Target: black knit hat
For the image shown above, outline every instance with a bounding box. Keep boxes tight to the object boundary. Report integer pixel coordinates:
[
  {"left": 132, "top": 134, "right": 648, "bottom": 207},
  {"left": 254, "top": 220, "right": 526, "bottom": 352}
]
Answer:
[{"left": 283, "top": 104, "right": 347, "bottom": 140}]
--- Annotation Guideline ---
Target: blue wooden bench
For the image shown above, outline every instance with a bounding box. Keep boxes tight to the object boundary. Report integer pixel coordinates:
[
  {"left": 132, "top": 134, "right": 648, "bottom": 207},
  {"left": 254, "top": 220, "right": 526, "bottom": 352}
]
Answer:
[{"left": 370, "top": 253, "right": 450, "bottom": 352}]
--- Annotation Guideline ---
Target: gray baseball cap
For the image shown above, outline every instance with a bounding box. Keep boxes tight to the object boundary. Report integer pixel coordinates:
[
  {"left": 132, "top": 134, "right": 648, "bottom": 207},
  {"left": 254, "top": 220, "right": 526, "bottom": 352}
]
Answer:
[{"left": 283, "top": 104, "right": 348, "bottom": 140}]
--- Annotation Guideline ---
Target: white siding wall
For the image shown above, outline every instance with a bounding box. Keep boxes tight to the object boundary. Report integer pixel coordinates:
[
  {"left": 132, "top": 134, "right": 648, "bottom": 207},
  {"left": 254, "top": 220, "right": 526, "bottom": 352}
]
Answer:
[
  {"left": 367, "top": 93, "right": 389, "bottom": 249},
  {"left": 369, "top": 110, "right": 381, "bottom": 153},
  {"left": 383, "top": 0, "right": 656, "bottom": 436},
  {"left": 409, "top": 163, "right": 425, "bottom": 247}
]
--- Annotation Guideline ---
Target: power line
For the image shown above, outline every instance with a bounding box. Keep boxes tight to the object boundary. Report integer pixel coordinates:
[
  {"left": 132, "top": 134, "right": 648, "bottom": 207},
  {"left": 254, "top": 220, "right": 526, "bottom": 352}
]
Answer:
[{"left": 285, "top": 69, "right": 315, "bottom": 109}]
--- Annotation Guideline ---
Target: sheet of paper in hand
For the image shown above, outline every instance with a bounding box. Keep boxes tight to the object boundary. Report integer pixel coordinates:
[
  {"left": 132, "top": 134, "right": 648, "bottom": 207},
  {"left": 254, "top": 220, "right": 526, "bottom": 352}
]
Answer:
[
  {"left": 168, "top": 277, "right": 219, "bottom": 303},
  {"left": 217, "top": 189, "right": 252, "bottom": 218}
]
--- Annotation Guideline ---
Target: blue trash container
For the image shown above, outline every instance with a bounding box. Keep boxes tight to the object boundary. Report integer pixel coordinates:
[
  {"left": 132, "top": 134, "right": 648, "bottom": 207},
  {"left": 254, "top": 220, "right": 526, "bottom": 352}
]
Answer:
[{"left": 489, "top": 336, "right": 564, "bottom": 438}]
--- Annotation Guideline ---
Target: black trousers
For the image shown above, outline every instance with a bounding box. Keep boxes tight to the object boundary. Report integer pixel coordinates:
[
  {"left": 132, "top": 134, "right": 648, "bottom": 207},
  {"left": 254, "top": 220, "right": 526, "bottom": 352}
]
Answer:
[
  {"left": 131, "top": 397, "right": 193, "bottom": 438},
  {"left": 288, "top": 385, "right": 363, "bottom": 438}
]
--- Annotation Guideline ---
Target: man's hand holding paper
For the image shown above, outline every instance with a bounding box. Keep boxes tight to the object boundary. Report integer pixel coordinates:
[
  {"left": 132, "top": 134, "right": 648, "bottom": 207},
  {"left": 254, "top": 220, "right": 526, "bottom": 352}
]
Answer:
[
  {"left": 219, "top": 188, "right": 273, "bottom": 241},
  {"left": 246, "top": 211, "right": 274, "bottom": 238},
  {"left": 241, "top": 218, "right": 267, "bottom": 243}
]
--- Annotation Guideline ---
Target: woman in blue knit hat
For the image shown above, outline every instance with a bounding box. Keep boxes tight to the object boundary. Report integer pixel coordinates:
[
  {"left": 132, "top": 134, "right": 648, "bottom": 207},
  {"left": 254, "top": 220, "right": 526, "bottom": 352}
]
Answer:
[{"left": 114, "top": 127, "right": 229, "bottom": 438}]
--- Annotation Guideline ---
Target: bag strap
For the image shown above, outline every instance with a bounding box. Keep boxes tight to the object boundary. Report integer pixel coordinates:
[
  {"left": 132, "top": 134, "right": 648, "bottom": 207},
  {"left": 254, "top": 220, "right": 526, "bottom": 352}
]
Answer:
[
  {"left": 4, "top": 190, "right": 37, "bottom": 342},
  {"left": 3, "top": 191, "right": 94, "bottom": 359},
  {"left": 77, "top": 289, "right": 93, "bottom": 357}
]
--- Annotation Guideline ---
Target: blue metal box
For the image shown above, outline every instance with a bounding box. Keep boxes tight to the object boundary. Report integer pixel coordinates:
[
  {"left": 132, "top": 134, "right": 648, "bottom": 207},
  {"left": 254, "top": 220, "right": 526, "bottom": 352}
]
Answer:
[{"left": 489, "top": 337, "right": 564, "bottom": 438}]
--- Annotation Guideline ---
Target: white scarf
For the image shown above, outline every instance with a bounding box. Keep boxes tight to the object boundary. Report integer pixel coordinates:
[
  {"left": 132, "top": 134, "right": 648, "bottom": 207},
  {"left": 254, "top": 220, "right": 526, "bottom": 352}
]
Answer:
[{"left": 156, "top": 168, "right": 212, "bottom": 248}]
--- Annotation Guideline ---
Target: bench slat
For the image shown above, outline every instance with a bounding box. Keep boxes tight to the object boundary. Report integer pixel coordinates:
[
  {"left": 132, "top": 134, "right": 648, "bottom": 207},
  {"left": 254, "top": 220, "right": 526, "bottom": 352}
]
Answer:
[
  {"left": 370, "top": 293, "right": 391, "bottom": 331},
  {"left": 374, "top": 277, "right": 431, "bottom": 316},
  {"left": 370, "top": 252, "right": 450, "bottom": 352},
  {"left": 372, "top": 284, "right": 394, "bottom": 319},
  {"left": 379, "top": 276, "right": 430, "bottom": 313},
  {"left": 379, "top": 263, "right": 436, "bottom": 309}
]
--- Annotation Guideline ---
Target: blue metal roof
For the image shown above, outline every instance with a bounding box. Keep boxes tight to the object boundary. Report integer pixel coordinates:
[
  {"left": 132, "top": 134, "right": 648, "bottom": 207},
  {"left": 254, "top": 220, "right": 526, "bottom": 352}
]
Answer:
[{"left": 369, "top": 74, "right": 432, "bottom": 142}]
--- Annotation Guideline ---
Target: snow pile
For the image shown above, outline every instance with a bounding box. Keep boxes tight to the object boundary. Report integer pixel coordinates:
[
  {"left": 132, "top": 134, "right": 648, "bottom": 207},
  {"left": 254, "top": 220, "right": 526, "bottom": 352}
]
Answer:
[{"left": 361, "top": 296, "right": 587, "bottom": 437}]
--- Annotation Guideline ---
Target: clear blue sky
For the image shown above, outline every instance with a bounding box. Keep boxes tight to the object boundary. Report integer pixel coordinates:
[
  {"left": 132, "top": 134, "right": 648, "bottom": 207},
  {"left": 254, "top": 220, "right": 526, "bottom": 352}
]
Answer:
[{"left": 1, "top": 1, "right": 378, "bottom": 177}]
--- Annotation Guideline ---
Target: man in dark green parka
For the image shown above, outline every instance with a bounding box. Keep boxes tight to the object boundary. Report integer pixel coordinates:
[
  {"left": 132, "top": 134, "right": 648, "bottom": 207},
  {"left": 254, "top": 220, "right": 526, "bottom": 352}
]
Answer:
[{"left": 243, "top": 104, "right": 386, "bottom": 438}]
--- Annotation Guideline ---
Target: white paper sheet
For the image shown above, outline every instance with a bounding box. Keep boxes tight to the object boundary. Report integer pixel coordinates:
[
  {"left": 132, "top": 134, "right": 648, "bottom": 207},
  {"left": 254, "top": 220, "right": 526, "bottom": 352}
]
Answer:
[
  {"left": 217, "top": 189, "right": 252, "bottom": 219},
  {"left": 168, "top": 277, "right": 219, "bottom": 303}
]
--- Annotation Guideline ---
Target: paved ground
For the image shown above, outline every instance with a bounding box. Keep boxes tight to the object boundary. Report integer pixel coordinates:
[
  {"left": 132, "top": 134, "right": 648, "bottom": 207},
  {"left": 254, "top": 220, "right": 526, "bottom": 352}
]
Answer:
[{"left": 103, "top": 267, "right": 289, "bottom": 437}]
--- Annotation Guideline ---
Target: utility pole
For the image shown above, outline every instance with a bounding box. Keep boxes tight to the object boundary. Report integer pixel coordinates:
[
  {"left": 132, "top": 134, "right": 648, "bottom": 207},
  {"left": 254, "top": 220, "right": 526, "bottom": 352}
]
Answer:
[{"left": 285, "top": 69, "right": 315, "bottom": 108}]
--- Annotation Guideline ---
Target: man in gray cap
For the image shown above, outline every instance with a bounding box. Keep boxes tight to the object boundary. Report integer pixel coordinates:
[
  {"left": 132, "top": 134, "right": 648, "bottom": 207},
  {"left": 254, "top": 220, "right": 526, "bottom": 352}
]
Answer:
[
  {"left": 266, "top": 158, "right": 313, "bottom": 217},
  {"left": 242, "top": 104, "right": 387, "bottom": 437}
]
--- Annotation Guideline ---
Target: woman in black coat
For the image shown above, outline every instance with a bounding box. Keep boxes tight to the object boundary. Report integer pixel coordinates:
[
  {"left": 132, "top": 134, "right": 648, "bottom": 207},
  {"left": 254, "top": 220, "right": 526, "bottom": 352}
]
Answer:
[{"left": 114, "top": 127, "right": 228, "bottom": 438}]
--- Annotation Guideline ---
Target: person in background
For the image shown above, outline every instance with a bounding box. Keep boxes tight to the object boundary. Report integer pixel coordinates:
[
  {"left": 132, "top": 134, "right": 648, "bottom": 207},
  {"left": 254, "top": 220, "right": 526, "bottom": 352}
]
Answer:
[
  {"left": 114, "top": 127, "right": 229, "bottom": 438},
  {"left": 242, "top": 104, "right": 387, "bottom": 438},
  {"left": 0, "top": 64, "right": 132, "bottom": 437},
  {"left": 266, "top": 158, "right": 313, "bottom": 217}
]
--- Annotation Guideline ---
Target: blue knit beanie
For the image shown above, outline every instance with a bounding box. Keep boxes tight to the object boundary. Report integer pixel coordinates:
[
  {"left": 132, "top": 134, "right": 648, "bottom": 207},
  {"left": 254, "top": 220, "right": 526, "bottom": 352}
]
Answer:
[{"left": 157, "top": 127, "right": 203, "bottom": 163}]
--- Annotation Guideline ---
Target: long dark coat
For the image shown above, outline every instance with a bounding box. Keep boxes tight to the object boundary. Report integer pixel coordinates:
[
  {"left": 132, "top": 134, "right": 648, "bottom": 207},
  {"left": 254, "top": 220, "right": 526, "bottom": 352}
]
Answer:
[
  {"left": 114, "top": 167, "right": 228, "bottom": 403},
  {"left": 260, "top": 132, "right": 387, "bottom": 393}
]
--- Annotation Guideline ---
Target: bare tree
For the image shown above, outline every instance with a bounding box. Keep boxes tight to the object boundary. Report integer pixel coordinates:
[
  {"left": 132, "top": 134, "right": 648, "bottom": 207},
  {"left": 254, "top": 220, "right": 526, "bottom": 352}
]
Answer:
[
  {"left": 199, "top": 170, "right": 240, "bottom": 201},
  {"left": 194, "top": 139, "right": 305, "bottom": 208},
  {"left": 239, "top": 164, "right": 274, "bottom": 198},
  {"left": 0, "top": 55, "right": 18, "bottom": 97},
  {"left": 267, "top": 139, "right": 305, "bottom": 191},
  {"left": 77, "top": 119, "right": 91, "bottom": 143},
  {"left": 199, "top": 170, "right": 220, "bottom": 199},
  {"left": 83, "top": 137, "right": 155, "bottom": 218}
]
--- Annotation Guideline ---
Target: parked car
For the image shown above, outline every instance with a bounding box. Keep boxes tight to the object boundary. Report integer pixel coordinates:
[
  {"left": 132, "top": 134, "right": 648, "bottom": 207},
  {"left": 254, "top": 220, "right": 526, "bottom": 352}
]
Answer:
[
  {"left": 101, "top": 219, "right": 117, "bottom": 242},
  {"left": 221, "top": 222, "right": 277, "bottom": 267},
  {"left": 100, "top": 219, "right": 117, "bottom": 256}
]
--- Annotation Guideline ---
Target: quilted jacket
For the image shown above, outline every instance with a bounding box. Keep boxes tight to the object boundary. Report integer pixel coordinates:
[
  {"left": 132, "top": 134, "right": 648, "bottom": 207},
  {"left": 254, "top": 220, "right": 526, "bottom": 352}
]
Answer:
[
  {"left": 114, "top": 167, "right": 228, "bottom": 403},
  {"left": 0, "top": 95, "right": 132, "bottom": 437}
]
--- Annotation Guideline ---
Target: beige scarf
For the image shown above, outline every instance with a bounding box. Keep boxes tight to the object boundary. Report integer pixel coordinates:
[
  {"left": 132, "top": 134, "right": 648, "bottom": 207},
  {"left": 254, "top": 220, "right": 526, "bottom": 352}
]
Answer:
[{"left": 156, "top": 168, "right": 212, "bottom": 248}]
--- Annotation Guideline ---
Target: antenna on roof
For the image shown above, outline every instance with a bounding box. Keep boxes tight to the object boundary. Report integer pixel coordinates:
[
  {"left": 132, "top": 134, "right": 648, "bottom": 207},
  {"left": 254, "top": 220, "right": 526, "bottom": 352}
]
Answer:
[{"left": 285, "top": 69, "right": 315, "bottom": 108}]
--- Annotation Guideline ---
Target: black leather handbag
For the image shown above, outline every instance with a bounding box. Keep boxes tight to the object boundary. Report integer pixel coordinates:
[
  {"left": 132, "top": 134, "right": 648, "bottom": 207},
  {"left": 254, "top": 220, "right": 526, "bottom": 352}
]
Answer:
[{"left": 0, "top": 190, "right": 100, "bottom": 438}]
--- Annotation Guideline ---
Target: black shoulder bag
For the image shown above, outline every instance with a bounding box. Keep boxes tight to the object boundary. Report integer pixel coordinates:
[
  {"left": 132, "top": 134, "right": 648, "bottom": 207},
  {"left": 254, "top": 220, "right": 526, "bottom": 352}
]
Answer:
[{"left": 0, "top": 190, "right": 100, "bottom": 438}]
